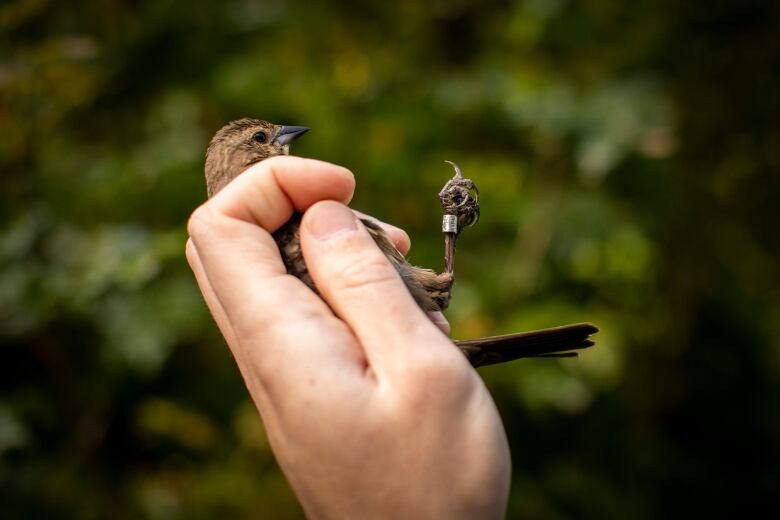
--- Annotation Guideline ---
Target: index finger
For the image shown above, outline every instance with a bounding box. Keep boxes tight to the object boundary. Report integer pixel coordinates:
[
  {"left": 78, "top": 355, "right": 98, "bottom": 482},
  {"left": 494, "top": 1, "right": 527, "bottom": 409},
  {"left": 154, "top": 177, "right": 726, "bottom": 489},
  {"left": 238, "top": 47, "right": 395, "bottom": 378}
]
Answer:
[
  {"left": 190, "top": 155, "right": 354, "bottom": 281},
  {"left": 212, "top": 155, "right": 355, "bottom": 228}
]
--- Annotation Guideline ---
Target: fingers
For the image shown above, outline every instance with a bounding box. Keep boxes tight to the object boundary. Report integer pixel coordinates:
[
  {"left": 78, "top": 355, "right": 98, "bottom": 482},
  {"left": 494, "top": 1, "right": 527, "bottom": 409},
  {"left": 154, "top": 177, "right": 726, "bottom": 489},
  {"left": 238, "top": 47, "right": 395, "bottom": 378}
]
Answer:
[
  {"left": 299, "top": 201, "right": 455, "bottom": 378},
  {"left": 188, "top": 156, "right": 354, "bottom": 318},
  {"left": 210, "top": 155, "right": 355, "bottom": 229},
  {"left": 185, "top": 238, "right": 238, "bottom": 348},
  {"left": 188, "top": 155, "right": 448, "bottom": 391},
  {"left": 186, "top": 238, "right": 271, "bottom": 399},
  {"left": 187, "top": 157, "right": 365, "bottom": 387}
]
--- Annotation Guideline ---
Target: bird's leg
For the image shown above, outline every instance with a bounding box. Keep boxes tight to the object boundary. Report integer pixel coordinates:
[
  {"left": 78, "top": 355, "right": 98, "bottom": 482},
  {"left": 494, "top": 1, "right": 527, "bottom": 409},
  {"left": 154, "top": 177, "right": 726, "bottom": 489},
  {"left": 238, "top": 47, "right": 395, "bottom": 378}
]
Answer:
[
  {"left": 435, "top": 161, "right": 480, "bottom": 309},
  {"left": 379, "top": 161, "right": 479, "bottom": 313}
]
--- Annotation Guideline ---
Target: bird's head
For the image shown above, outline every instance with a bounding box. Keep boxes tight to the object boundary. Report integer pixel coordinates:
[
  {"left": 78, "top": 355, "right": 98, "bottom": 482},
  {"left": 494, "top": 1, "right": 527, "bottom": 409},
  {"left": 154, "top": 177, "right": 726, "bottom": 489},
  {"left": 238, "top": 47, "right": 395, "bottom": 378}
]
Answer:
[{"left": 204, "top": 118, "right": 309, "bottom": 197}]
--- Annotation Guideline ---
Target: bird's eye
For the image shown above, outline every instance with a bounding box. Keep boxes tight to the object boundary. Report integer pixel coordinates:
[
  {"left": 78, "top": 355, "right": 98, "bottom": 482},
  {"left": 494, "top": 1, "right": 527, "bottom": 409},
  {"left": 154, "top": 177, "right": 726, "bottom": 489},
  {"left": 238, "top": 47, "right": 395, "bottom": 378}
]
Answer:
[{"left": 252, "top": 131, "right": 267, "bottom": 143}]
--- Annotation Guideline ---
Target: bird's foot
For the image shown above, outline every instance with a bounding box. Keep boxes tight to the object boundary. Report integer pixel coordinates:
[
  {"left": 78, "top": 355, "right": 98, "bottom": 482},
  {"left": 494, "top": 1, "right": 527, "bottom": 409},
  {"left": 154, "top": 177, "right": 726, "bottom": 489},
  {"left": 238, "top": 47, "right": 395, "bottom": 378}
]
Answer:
[{"left": 439, "top": 162, "right": 480, "bottom": 231}]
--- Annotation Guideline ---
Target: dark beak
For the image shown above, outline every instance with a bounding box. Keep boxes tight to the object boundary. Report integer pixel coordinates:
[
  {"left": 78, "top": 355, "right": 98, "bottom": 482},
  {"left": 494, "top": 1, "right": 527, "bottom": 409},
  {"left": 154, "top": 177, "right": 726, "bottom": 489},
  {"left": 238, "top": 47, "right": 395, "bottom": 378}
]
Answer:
[{"left": 274, "top": 125, "right": 309, "bottom": 146}]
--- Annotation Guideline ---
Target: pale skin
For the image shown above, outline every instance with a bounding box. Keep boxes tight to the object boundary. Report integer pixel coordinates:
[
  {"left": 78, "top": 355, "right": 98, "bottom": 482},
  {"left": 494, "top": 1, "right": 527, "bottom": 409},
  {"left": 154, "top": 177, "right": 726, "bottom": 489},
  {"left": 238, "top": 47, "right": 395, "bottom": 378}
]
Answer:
[{"left": 186, "top": 156, "right": 510, "bottom": 519}]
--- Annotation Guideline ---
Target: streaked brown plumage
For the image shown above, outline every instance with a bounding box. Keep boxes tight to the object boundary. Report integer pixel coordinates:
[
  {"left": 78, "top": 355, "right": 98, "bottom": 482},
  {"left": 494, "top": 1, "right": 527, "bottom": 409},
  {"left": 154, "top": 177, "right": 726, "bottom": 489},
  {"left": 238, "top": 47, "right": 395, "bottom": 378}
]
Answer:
[{"left": 204, "top": 118, "right": 598, "bottom": 367}]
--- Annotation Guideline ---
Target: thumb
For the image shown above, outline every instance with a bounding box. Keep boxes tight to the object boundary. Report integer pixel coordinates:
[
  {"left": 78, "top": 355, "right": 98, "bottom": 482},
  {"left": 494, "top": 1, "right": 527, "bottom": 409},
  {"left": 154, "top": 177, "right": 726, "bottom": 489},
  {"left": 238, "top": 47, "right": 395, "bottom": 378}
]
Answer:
[{"left": 299, "top": 201, "right": 453, "bottom": 376}]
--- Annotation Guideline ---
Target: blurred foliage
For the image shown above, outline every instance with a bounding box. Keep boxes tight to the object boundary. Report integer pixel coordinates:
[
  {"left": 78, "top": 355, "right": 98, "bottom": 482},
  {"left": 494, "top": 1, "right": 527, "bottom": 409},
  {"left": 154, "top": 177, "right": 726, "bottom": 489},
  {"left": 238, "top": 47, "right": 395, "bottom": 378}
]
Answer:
[{"left": 1, "top": 0, "right": 779, "bottom": 517}]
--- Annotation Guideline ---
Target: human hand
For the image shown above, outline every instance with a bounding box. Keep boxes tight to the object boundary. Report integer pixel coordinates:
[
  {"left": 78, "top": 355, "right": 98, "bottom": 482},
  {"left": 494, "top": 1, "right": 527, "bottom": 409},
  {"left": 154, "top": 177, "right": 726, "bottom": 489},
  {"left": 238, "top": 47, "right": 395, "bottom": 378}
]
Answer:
[{"left": 186, "top": 156, "right": 510, "bottom": 519}]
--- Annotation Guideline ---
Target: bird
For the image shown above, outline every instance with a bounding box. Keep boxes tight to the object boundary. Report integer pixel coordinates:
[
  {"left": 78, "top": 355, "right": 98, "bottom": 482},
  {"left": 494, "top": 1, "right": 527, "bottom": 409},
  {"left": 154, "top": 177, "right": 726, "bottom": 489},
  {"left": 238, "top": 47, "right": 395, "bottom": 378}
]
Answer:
[{"left": 203, "top": 118, "right": 598, "bottom": 367}]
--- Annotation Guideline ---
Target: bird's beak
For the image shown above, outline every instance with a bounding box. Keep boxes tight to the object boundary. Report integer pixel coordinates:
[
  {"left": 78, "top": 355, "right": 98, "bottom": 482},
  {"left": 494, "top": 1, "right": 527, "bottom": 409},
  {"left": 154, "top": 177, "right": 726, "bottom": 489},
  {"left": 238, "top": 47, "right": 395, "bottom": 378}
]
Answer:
[{"left": 274, "top": 125, "right": 309, "bottom": 146}]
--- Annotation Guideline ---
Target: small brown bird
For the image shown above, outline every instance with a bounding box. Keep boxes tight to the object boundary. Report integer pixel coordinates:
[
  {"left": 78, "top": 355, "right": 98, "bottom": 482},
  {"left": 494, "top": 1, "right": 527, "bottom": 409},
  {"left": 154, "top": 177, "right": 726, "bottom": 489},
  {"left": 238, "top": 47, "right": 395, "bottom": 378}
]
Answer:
[{"left": 204, "top": 118, "right": 597, "bottom": 367}]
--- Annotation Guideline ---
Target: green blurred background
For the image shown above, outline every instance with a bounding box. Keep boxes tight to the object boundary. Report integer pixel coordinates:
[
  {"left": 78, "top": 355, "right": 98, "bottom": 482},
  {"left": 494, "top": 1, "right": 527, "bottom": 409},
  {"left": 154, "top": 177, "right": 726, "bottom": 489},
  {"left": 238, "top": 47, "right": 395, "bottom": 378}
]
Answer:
[{"left": 2, "top": 0, "right": 779, "bottom": 517}]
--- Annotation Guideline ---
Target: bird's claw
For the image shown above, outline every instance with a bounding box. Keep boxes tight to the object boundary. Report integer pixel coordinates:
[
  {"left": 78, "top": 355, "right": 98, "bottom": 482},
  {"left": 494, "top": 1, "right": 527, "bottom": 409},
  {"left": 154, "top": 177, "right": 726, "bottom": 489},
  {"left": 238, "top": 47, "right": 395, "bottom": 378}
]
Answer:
[{"left": 439, "top": 161, "right": 481, "bottom": 231}]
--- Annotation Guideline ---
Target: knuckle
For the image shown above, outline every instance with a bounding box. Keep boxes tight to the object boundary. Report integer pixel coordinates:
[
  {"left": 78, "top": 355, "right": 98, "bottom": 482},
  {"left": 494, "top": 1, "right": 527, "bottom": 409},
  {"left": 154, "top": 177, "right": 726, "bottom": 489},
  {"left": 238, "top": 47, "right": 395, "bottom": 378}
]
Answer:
[
  {"left": 398, "top": 349, "right": 472, "bottom": 401},
  {"left": 409, "top": 350, "right": 464, "bottom": 382},
  {"left": 187, "top": 205, "right": 217, "bottom": 240}
]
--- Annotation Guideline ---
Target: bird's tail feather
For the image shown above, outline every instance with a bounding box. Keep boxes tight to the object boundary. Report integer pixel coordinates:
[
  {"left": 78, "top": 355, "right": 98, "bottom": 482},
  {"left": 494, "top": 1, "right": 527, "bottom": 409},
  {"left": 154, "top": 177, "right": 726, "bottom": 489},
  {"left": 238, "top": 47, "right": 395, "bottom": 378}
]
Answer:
[{"left": 455, "top": 323, "right": 599, "bottom": 368}]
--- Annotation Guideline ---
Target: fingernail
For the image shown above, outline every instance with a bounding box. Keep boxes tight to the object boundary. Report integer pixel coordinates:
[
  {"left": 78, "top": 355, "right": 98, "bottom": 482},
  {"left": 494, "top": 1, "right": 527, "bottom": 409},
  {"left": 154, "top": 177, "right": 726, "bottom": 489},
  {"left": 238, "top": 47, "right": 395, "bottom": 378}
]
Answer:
[{"left": 306, "top": 201, "right": 358, "bottom": 240}]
